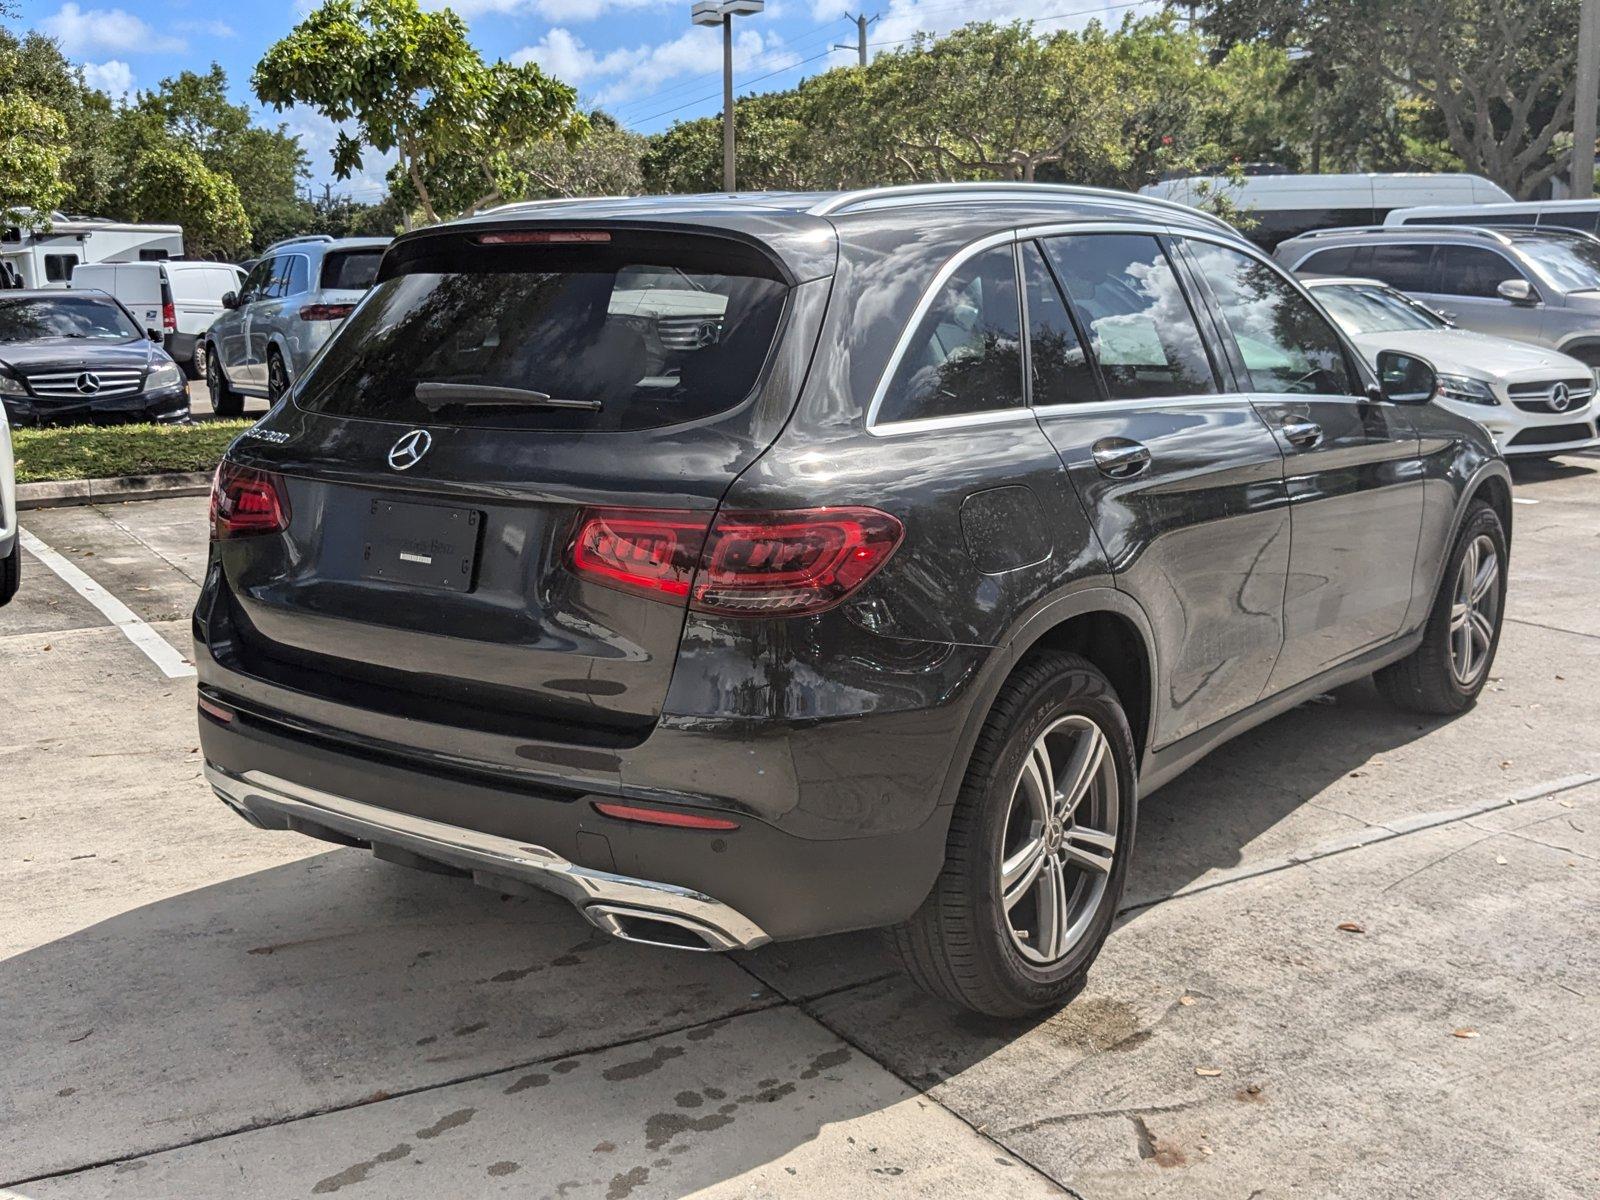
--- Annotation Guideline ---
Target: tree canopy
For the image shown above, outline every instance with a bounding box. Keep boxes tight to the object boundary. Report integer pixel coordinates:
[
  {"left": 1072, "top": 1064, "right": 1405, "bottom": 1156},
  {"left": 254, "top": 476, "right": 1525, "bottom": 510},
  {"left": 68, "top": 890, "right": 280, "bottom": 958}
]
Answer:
[{"left": 254, "top": 0, "right": 586, "bottom": 224}]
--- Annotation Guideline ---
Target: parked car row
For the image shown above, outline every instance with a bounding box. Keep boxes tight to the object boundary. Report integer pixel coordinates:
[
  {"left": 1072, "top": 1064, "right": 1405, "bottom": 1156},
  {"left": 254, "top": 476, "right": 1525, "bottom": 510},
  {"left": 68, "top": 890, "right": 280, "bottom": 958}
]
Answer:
[
  {"left": 1277, "top": 222, "right": 1600, "bottom": 458},
  {"left": 0, "top": 233, "right": 389, "bottom": 427}
]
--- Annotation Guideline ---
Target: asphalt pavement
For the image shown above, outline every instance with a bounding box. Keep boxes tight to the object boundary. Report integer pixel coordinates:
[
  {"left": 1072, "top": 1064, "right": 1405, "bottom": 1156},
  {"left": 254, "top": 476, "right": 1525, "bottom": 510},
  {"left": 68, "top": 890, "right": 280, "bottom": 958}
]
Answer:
[{"left": 2, "top": 457, "right": 1597, "bottom": 1198}]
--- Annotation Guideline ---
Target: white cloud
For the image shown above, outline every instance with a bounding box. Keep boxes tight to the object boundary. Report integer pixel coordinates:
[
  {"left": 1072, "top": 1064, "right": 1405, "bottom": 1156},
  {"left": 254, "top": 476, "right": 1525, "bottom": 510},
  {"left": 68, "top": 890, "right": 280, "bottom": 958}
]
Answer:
[
  {"left": 176, "top": 19, "right": 237, "bottom": 39},
  {"left": 812, "top": 0, "right": 1162, "bottom": 51},
  {"left": 80, "top": 59, "right": 136, "bottom": 102},
  {"left": 282, "top": 106, "right": 399, "bottom": 200},
  {"left": 39, "top": 4, "right": 186, "bottom": 56},
  {"left": 517, "top": 25, "right": 794, "bottom": 109},
  {"left": 423, "top": 0, "right": 676, "bottom": 19}
]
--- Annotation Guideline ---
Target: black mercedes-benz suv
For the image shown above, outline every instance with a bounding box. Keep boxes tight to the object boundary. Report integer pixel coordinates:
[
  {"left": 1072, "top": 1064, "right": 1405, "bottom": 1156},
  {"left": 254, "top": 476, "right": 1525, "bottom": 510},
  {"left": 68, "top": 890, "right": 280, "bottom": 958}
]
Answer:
[
  {"left": 0, "top": 290, "right": 190, "bottom": 425},
  {"left": 195, "top": 185, "right": 1511, "bottom": 1016}
]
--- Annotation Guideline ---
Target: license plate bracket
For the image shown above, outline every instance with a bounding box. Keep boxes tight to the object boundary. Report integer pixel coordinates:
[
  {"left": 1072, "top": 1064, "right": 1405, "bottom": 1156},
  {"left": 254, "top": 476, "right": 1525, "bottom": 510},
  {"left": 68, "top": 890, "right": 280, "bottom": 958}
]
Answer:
[{"left": 361, "top": 499, "right": 482, "bottom": 592}]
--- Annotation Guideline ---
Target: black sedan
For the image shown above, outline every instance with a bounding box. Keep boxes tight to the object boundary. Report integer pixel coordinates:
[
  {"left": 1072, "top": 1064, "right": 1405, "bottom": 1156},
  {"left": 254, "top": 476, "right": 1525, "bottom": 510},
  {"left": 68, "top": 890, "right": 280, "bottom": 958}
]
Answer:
[{"left": 0, "top": 290, "right": 190, "bottom": 425}]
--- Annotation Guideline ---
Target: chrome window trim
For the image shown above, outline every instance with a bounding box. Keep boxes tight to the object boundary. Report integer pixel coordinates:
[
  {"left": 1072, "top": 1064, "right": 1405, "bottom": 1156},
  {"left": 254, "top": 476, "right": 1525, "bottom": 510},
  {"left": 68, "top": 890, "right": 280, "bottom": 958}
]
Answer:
[
  {"left": 1032, "top": 393, "right": 1249, "bottom": 419},
  {"left": 866, "top": 220, "right": 1253, "bottom": 436},
  {"left": 864, "top": 228, "right": 1021, "bottom": 437}
]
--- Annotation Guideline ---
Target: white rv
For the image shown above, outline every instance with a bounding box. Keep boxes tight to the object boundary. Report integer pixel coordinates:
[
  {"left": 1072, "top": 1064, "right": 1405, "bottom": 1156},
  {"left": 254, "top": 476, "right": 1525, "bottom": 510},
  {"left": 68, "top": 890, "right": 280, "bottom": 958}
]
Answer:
[
  {"left": 1139, "top": 172, "right": 1512, "bottom": 249},
  {"left": 1, "top": 214, "right": 185, "bottom": 290}
]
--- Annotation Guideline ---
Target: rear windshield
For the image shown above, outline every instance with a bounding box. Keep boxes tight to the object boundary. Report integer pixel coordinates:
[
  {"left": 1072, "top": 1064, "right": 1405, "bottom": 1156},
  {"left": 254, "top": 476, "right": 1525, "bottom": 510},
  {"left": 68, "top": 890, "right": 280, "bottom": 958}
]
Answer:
[
  {"left": 320, "top": 249, "right": 384, "bottom": 291},
  {"left": 295, "top": 234, "right": 789, "bottom": 432}
]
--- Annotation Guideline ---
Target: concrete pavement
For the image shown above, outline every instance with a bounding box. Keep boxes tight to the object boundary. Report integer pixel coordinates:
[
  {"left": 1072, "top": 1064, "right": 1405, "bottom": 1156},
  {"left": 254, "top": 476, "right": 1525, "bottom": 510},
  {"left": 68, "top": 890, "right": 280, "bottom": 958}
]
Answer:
[{"left": 2, "top": 458, "right": 1597, "bottom": 1198}]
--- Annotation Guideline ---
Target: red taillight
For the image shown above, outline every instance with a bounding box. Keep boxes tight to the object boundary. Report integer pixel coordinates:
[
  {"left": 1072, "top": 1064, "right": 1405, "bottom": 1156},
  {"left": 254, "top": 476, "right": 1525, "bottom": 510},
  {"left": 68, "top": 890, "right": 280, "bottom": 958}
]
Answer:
[
  {"left": 592, "top": 801, "right": 740, "bottom": 831},
  {"left": 211, "top": 462, "right": 290, "bottom": 540},
  {"left": 475, "top": 230, "right": 611, "bottom": 245},
  {"left": 162, "top": 301, "right": 176, "bottom": 333},
  {"left": 569, "top": 506, "right": 903, "bottom": 617},
  {"left": 298, "top": 303, "right": 355, "bottom": 322}
]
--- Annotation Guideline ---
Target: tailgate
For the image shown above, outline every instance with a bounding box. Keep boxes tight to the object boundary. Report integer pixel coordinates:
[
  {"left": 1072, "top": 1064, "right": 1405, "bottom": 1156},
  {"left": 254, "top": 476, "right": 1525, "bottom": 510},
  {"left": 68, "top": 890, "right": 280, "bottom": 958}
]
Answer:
[{"left": 211, "top": 222, "right": 833, "bottom": 744}]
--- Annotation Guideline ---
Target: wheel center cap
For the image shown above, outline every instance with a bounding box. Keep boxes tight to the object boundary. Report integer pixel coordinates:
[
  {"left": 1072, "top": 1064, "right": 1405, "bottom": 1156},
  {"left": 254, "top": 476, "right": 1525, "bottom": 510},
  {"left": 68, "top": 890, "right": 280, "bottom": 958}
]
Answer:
[{"left": 1046, "top": 819, "right": 1065, "bottom": 852}]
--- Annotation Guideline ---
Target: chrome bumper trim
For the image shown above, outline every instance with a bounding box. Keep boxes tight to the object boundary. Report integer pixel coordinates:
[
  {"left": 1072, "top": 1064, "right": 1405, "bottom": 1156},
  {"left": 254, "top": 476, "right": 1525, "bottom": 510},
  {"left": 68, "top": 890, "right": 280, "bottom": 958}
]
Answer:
[{"left": 205, "top": 764, "right": 771, "bottom": 950}]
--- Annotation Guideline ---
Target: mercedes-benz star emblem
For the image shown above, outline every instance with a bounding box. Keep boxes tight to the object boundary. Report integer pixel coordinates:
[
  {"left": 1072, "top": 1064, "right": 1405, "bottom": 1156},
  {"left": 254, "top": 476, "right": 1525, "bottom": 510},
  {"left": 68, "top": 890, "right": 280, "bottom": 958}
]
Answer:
[
  {"left": 1549, "top": 382, "right": 1572, "bottom": 412},
  {"left": 387, "top": 429, "right": 432, "bottom": 471},
  {"left": 75, "top": 372, "right": 101, "bottom": 395}
]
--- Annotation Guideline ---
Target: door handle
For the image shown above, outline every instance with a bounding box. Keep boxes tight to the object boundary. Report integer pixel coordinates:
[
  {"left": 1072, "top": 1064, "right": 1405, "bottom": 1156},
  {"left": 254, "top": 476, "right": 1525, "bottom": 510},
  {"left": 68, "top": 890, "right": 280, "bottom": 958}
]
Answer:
[
  {"left": 1091, "top": 438, "right": 1152, "bottom": 478},
  {"left": 1281, "top": 419, "right": 1323, "bottom": 449}
]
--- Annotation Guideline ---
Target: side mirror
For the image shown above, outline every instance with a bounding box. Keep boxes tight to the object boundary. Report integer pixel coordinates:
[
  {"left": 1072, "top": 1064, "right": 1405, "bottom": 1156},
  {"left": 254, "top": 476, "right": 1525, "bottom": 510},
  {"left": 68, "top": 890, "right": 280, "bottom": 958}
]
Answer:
[
  {"left": 1497, "top": 278, "right": 1536, "bottom": 304},
  {"left": 1373, "top": 349, "right": 1437, "bottom": 404},
  {"left": 221, "top": 291, "right": 239, "bottom": 310},
  {"left": 146, "top": 328, "right": 163, "bottom": 344}
]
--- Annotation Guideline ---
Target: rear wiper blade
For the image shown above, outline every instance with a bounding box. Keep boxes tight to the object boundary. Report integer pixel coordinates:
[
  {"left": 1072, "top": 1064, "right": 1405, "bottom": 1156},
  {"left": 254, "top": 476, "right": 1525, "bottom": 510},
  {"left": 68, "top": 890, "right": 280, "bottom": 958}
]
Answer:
[{"left": 414, "top": 382, "right": 601, "bottom": 412}]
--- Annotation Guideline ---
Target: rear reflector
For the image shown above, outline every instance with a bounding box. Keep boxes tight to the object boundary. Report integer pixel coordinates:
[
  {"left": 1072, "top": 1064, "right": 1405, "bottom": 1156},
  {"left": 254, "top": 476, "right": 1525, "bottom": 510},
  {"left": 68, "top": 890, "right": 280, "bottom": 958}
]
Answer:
[
  {"left": 569, "top": 506, "right": 904, "bottom": 617},
  {"left": 211, "top": 462, "right": 290, "bottom": 540},
  {"left": 475, "top": 230, "right": 612, "bottom": 245},
  {"left": 593, "top": 802, "right": 740, "bottom": 831},
  {"left": 197, "top": 695, "right": 234, "bottom": 723},
  {"left": 298, "top": 303, "right": 355, "bottom": 322}
]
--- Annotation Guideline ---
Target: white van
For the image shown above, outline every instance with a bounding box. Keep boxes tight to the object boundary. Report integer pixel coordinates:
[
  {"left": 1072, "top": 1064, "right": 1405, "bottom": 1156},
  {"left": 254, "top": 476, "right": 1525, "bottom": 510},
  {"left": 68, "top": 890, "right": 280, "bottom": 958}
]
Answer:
[
  {"left": 70, "top": 261, "right": 244, "bottom": 378},
  {"left": 1386, "top": 199, "right": 1600, "bottom": 235},
  {"left": 1140, "top": 172, "right": 1513, "bottom": 249}
]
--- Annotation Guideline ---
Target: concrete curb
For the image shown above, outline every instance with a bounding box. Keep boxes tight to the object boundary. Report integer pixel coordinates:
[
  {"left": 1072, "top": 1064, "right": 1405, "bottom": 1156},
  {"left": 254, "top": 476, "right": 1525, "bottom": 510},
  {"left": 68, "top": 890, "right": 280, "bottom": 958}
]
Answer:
[{"left": 16, "top": 471, "right": 213, "bottom": 511}]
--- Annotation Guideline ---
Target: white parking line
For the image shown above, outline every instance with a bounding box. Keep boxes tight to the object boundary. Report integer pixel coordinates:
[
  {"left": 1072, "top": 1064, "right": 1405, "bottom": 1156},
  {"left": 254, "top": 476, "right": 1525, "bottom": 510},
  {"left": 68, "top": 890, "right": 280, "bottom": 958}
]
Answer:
[{"left": 17, "top": 528, "right": 196, "bottom": 679}]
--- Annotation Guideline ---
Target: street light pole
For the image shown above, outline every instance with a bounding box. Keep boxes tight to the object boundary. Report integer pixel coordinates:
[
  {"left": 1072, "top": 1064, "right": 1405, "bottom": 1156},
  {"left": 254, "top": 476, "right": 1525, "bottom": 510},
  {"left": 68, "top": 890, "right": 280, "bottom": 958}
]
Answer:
[
  {"left": 723, "top": 13, "right": 735, "bottom": 193},
  {"left": 692, "top": 0, "right": 765, "bottom": 194},
  {"left": 1576, "top": 0, "right": 1598, "bottom": 199}
]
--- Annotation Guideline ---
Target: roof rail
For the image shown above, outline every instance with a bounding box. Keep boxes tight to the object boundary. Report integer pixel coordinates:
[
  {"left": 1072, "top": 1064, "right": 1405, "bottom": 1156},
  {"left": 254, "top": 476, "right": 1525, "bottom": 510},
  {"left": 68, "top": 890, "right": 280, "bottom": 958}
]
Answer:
[
  {"left": 806, "top": 182, "right": 1240, "bottom": 234},
  {"left": 261, "top": 234, "right": 337, "bottom": 253},
  {"left": 474, "top": 196, "right": 636, "bottom": 216}
]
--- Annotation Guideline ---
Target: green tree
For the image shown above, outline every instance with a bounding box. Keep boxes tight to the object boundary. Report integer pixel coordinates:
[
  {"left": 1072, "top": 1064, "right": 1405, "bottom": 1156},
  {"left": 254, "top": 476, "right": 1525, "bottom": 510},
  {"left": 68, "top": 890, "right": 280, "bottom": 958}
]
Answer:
[
  {"left": 122, "top": 142, "right": 252, "bottom": 255},
  {"left": 516, "top": 112, "right": 647, "bottom": 198},
  {"left": 136, "top": 66, "right": 312, "bottom": 251},
  {"left": 0, "top": 94, "right": 71, "bottom": 231},
  {"left": 253, "top": 0, "right": 585, "bottom": 224},
  {"left": 1183, "top": 0, "right": 1582, "bottom": 197}
]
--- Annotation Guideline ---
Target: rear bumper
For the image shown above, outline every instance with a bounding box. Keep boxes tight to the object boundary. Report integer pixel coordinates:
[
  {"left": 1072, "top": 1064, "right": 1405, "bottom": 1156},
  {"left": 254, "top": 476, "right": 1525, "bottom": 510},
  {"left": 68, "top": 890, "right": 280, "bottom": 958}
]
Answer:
[
  {"left": 197, "top": 695, "right": 957, "bottom": 943},
  {"left": 207, "top": 762, "right": 771, "bottom": 951}
]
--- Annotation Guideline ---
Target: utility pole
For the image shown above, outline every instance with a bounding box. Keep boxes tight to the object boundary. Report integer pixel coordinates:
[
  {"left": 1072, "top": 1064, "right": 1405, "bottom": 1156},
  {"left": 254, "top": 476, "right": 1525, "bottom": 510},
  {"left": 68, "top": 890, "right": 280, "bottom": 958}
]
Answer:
[
  {"left": 692, "top": 0, "right": 765, "bottom": 194},
  {"left": 833, "top": 12, "right": 878, "bottom": 68},
  {"left": 1576, "top": 0, "right": 1598, "bottom": 198}
]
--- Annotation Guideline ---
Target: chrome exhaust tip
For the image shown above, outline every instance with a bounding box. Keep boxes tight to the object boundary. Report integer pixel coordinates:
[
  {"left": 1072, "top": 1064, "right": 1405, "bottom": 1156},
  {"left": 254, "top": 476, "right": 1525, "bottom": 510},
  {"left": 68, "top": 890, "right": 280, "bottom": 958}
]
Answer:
[{"left": 584, "top": 904, "right": 741, "bottom": 952}]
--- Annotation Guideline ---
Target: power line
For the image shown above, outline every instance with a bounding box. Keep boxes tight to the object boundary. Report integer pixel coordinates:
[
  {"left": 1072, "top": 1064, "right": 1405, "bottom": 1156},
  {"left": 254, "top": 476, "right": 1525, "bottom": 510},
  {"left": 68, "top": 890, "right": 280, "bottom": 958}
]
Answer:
[{"left": 608, "top": 15, "right": 855, "bottom": 123}]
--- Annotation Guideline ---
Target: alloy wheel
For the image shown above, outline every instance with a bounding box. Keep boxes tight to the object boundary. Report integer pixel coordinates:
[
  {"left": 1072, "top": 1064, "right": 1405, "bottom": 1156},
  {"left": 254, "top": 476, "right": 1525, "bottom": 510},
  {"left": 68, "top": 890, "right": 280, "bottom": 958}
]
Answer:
[
  {"left": 268, "top": 355, "right": 287, "bottom": 401},
  {"left": 1449, "top": 534, "right": 1499, "bottom": 687},
  {"left": 998, "top": 715, "right": 1119, "bottom": 965}
]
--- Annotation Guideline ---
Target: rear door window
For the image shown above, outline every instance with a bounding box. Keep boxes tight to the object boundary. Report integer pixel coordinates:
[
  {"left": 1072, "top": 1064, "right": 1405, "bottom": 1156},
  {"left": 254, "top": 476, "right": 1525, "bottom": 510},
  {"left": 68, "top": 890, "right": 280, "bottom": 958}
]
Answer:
[
  {"left": 875, "top": 244, "right": 1023, "bottom": 424},
  {"left": 1432, "top": 246, "right": 1525, "bottom": 297},
  {"left": 1365, "top": 244, "right": 1436, "bottom": 291},
  {"left": 1185, "top": 240, "right": 1359, "bottom": 396},
  {"left": 296, "top": 232, "right": 790, "bottom": 433},
  {"left": 320, "top": 249, "right": 384, "bottom": 291},
  {"left": 1020, "top": 241, "right": 1098, "bottom": 407},
  {"left": 1293, "top": 246, "right": 1360, "bottom": 275},
  {"left": 1041, "top": 233, "right": 1217, "bottom": 402},
  {"left": 282, "top": 255, "right": 310, "bottom": 297}
]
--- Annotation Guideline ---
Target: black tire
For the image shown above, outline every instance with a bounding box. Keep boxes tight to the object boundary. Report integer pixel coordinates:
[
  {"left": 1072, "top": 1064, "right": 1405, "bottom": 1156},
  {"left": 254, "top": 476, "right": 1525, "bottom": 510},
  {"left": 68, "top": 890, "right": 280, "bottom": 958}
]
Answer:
[
  {"left": 890, "top": 651, "right": 1138, "bottom": 1017},
  {"left": 1375, "top": 501, "right": 1507, "bottom": 715},
  {"left": 266, "top": 348, "right": 289, "bottom": 402},
  {"left": 182, "top": 342, "right": 203, "bottom": 381},
  {"left": 1, "top": 538, "right": 19, "bottom": 607},
  {"left": 206, "top": 343, "right": 245, "bottom": 418}
]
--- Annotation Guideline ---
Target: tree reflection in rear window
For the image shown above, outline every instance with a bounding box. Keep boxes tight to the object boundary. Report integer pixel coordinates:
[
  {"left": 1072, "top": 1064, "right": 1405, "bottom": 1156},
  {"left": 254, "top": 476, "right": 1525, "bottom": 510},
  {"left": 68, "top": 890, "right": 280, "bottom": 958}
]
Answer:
[{"left": 294, "top": 237, "right": 790, "bottom": 432}]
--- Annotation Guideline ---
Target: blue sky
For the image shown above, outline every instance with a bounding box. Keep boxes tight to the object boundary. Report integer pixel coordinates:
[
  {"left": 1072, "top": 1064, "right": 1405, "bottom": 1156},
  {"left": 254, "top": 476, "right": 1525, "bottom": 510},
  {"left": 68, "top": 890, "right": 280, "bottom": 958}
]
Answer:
[{"left": 6, "top": 0, "right": 1160, "bottom": 200}]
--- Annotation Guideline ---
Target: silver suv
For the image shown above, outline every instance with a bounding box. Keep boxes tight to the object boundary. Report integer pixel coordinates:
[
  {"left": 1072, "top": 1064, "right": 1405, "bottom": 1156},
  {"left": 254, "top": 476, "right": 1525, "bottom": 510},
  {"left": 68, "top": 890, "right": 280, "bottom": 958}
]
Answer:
[
  {"left": 204, "top": 236, "right": 389, "bottom": 415},
  {"left": 1275, "top": 225, "right": 1600, "bottom": 375}
]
